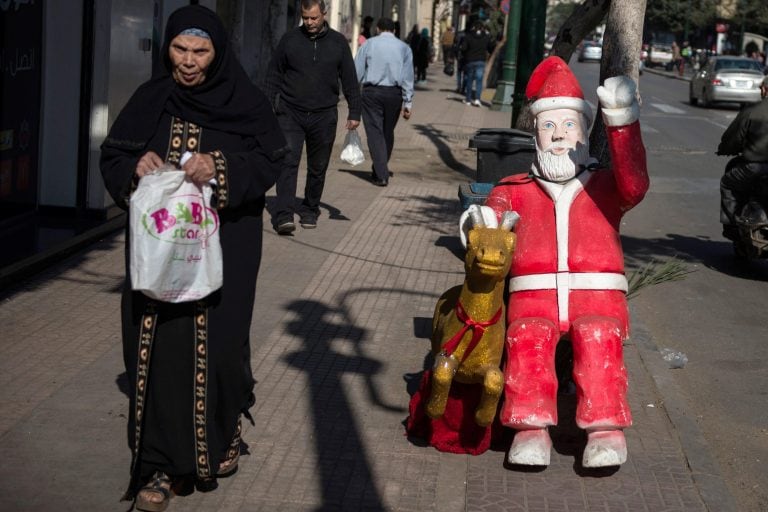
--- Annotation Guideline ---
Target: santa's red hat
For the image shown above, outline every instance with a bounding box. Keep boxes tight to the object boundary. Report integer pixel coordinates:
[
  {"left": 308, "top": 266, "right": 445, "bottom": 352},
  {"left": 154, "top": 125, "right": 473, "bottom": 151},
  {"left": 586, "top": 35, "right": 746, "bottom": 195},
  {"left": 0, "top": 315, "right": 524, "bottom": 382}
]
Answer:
[{"left": 526, "top": 56, "right": 592, "bottom": 122}]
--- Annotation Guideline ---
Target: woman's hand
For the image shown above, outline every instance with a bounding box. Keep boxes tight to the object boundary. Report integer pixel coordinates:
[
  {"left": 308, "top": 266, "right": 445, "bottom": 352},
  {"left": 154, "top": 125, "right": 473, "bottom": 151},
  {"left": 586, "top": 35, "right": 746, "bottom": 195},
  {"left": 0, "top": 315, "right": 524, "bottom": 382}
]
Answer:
[
  {"left": 182, "top": 153, "right": 215, "bottom": 183},
  {"left": 135, "top": 151, "right": 165, "bottom": 178}
]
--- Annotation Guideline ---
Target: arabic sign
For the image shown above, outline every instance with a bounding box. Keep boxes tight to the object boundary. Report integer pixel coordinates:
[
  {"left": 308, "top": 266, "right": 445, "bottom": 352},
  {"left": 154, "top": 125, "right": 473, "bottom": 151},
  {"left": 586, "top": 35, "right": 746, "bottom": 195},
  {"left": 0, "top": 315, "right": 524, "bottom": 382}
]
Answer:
[
  {"left": 0, "top": 0, "right": 41, "bottom": 217},
  {"left": 0, "top": 0, "right": 34, "bottom": 13}
]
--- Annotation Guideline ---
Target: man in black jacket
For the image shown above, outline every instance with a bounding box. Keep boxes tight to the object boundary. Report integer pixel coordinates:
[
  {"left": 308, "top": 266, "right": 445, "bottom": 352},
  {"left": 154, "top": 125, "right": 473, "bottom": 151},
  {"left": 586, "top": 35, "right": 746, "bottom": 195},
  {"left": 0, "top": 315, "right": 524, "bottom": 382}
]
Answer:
[
  {"left": 264, "top": 0, "right": 361, "bottom": 234},
  {"left": 459, "top": 21, "right": 494, "bottom": 107},
  {"left": 717, "top": 75, "right": 768, "bottom": 239}
]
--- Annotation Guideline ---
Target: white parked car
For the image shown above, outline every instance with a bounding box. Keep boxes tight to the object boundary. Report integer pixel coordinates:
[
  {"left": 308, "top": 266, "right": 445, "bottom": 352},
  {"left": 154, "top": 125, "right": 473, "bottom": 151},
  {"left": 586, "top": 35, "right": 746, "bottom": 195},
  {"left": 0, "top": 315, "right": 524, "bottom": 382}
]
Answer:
[
  {"left": 689, "top": 56, "right": 764, "bottom": 107},
  {"left": 577, "top": 41, "right": 602, "bottom": 62},
  {"left": 647, "top": 43, "right": 673, "bottom": 67}
]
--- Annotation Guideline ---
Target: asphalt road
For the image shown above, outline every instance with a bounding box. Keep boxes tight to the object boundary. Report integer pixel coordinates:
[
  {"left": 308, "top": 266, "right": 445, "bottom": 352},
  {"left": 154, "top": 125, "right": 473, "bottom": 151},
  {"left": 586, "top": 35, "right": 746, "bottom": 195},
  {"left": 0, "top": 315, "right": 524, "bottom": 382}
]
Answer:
[{"left": 572, "top": 61, "right": 768, "bottom": 511}]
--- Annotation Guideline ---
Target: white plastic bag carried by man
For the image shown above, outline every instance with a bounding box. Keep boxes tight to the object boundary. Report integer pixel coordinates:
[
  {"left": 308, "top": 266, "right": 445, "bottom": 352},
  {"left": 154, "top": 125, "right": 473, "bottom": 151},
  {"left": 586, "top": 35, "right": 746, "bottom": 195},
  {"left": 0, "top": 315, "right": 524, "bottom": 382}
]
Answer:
[
  {"left": 129, "top": 166, "right": 223, "bottom": 302},
  {"left": 340, "top": 129, "right": 365, "bottom": 166}
]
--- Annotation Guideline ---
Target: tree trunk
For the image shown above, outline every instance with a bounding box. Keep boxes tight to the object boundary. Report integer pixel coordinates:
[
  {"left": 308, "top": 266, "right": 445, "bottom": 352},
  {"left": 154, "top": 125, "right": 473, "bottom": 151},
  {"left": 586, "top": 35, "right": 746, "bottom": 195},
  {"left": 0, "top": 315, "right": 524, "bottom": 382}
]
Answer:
[
  {"left": 550, "top": 0, "right": 612, "bottom": 64},
  {"left": 589, "top": 0, "right": 646, "bottom": 165},
  {"left": 511, "top": 0, "right": 647, "bottom": 165},
  {"left": 514, "top": 0, "right": 611, "bottom": 133}
]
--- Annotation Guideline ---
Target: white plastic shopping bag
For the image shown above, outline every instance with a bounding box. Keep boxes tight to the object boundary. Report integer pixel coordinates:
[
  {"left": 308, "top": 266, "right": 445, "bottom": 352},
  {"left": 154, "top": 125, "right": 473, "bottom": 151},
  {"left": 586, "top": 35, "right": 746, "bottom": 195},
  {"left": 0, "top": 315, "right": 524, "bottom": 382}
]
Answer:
[
  {"left": 340, "top": 129, "right": 365, "bottom": 166},
  {"left": 129, "top": 168, "right": 223, "bottom": 302}
]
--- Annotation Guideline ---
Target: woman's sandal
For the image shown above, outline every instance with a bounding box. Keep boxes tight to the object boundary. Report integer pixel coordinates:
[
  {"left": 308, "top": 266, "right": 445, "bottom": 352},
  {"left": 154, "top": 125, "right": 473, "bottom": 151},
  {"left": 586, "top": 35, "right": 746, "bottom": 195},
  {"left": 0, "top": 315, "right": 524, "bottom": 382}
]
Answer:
[
  {"left": 135, "top": 471, "right": 174, "bottom": 512},
  {"left": 218, "top": 417, "right": 242, "bottom": 477}
]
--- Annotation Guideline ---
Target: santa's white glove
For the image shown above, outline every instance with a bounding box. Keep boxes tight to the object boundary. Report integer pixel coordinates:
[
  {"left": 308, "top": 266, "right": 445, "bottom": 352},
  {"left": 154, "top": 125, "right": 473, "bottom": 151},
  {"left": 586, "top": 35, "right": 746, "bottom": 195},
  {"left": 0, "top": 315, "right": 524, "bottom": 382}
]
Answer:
[{"left": 596, "top": 75, "right": 639, "bottom": 127}]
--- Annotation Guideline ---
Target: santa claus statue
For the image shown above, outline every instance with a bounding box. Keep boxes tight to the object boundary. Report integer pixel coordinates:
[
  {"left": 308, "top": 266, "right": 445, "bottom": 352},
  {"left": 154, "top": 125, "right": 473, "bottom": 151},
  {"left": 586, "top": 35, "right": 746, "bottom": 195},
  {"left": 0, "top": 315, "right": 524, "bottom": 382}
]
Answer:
[{"left": 481, "top": 56, "right": 649, "bottom": 467}]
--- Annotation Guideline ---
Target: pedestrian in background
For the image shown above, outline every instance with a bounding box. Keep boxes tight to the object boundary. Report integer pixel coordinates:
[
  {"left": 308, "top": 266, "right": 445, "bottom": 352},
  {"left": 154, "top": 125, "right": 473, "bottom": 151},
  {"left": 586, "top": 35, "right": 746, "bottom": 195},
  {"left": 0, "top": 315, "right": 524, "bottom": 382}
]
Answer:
[
  {"left": 264, "top": 0, "right": 361, "bottom": 235},
  {"left": 415, "top": 28, "right": 432, "bottom": 83},
  {"left": 671, "top": 41, "right": 682, "bottom": 75},
  {"left": 100, "top": 5, "right": 287, "bottom": 510},
  {"left": 406, "top": 25, "right": 420, "bottom": 75},
  {"left": 460, "top": 21, "right": 494, "bottom": 107},
  {"left": 406, "top": 24, "right": 420, "bottom": 47},
  {"left": 441, "top": 27, "right": 455, "bottom": 65},
  {"left": 453, "top": 29, "right": 466, "bottom": 95},
  {"left": 355, "top": 17, "right": 414, "bottom": 187},
  {"left": 358, "top": 15, "right": 373, "bottom": 47}
]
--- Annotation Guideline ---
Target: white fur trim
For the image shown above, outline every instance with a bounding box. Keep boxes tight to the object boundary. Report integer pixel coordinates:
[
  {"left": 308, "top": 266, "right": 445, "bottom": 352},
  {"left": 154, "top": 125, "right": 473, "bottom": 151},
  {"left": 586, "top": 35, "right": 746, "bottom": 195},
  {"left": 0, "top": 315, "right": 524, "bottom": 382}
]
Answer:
[
  {"left": 509, "top": 273, "right": 629, "bottom": 292},
  {"left": 533, "top": 171, "right": 592, "bottom": 327},
  {"left": 601, "top": 103, "right": 639, "bottom": 127},
  {"left": 530, "top": 97, "right": 592, "bottom": 123}
]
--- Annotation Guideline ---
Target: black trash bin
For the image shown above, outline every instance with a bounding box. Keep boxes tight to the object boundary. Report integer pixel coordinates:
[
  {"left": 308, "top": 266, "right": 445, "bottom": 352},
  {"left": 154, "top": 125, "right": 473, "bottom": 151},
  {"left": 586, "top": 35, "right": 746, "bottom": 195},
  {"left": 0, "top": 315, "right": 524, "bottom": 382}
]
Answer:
[{"left": 469, "top": 128, "right": 536, "bottom": 184}]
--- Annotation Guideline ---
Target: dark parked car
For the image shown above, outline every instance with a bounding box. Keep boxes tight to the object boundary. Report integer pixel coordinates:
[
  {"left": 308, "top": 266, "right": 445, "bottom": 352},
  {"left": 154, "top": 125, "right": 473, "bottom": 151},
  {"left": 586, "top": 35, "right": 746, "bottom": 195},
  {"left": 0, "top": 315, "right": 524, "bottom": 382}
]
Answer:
[{"left": 689, "top": 56, "right": 764, "bottom": 107}]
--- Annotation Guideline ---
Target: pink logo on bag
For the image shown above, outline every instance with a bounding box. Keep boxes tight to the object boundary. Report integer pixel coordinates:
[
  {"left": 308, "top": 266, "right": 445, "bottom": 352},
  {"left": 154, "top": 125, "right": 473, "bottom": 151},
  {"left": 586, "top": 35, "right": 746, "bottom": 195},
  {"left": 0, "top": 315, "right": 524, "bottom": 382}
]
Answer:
[{"left": 141, "top": 194, "right": 219, "bottom": 246}]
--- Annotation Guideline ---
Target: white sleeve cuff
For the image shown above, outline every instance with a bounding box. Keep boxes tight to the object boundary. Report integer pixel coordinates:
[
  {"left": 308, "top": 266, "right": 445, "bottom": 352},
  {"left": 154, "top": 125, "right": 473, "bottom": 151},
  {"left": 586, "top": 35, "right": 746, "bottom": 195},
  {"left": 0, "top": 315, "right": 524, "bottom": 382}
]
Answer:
[{"left": 601, "top": 103, "right": 639, "bottom": 127}]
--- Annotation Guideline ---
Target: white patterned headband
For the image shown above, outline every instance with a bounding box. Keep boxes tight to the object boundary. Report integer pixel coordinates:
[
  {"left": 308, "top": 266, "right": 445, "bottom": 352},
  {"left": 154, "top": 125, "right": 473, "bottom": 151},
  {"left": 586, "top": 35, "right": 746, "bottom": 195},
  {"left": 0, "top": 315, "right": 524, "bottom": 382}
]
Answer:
[{"left": 179, "top": 28, "right": 210, "bottom": 39}]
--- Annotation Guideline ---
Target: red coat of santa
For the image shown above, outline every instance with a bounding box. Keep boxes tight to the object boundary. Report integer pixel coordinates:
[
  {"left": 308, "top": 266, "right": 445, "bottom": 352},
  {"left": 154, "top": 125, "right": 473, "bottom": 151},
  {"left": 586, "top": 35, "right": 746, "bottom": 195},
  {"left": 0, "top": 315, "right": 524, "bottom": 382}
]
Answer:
[{"left": 484, "top": 57, "right": 649, "bottom": 433}]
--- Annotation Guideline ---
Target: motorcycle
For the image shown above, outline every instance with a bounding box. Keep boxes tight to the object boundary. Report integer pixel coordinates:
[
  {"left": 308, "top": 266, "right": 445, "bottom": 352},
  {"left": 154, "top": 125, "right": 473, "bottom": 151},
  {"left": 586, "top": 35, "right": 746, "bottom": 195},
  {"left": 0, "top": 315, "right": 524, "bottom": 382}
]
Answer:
[{"left": 722, "top": 158, "right": 768, "bottom": 260}]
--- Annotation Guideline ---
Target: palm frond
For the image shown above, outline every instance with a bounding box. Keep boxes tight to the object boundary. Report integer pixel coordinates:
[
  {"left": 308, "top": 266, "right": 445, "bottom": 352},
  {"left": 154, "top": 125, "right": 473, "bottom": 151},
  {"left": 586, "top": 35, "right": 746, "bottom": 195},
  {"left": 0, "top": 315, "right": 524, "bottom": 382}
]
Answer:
[{"left": 626, "top": 257, "right": 694, "bottom": 300}]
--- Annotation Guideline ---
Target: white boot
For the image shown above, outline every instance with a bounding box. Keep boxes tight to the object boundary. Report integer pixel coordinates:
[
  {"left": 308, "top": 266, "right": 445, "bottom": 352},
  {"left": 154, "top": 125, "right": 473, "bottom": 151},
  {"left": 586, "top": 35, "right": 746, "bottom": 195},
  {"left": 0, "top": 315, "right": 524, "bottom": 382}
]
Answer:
[
  {"left": 582, "top": 429, "right": 627, "bottom": 467},
  {"left": 506, "top": 428, "right": 552, "bottom": 466}
]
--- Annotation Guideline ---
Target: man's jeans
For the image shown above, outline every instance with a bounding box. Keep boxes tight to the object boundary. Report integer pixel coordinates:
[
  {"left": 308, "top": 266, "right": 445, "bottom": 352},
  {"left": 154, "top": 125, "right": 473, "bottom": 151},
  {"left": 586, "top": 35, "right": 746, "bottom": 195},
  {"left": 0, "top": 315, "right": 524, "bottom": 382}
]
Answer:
[
  {"left": 464, "top": 61, "right": 485, "bottom": 102},
  {"left": 274, "top": 105, "right": 338, "bottom": 221}
]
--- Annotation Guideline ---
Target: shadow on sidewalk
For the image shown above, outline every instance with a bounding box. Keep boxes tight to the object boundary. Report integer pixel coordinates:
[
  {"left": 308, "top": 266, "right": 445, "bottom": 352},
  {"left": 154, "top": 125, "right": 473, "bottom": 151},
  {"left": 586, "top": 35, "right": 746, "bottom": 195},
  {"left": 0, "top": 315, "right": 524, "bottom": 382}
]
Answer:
[
  {"left": 411, "top": 123, "right": 475, "bottom": 179},
  {"left": 0, "top": 229, "right": 125, "bottom": 298},
  {"left": 282, "top": 299, "right": 386, "bottom": 510},
  {"left": 621, "top": 232, "right": 768, "bottom": 281}
]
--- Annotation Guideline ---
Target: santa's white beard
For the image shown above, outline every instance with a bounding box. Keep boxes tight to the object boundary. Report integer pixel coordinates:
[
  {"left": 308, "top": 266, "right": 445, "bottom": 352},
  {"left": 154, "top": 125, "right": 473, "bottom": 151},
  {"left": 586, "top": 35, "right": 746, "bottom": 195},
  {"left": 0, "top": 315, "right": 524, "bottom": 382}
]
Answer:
[{"left": 534, "top": 140, "right": 591, "bottom": 182}]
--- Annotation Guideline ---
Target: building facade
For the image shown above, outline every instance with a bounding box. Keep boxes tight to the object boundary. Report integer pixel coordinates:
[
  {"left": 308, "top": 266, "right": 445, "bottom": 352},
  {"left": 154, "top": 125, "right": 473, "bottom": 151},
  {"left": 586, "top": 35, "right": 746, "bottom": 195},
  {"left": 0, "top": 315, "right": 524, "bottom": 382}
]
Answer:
[{"left": 0, "top": 0, "right": 437, "bottom": 272}]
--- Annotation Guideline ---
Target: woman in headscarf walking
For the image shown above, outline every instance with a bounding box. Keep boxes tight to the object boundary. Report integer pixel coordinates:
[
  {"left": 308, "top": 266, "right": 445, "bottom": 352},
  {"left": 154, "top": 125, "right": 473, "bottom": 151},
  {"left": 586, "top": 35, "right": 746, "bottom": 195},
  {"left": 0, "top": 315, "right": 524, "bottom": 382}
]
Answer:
[
  {"left": 100, "top": 5, "right": 286, "bottom": 511},
  {"left": 415, "top": 28, "right": 433, "bottom": 83}
]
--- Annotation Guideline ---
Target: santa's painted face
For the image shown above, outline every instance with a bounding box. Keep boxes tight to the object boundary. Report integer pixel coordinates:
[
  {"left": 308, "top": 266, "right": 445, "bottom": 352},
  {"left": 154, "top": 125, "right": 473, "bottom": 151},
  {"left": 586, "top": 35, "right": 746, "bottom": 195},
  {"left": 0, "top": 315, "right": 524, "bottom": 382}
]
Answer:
[{"left": 534, "top": 108, "right": 590, "bottom": 182}]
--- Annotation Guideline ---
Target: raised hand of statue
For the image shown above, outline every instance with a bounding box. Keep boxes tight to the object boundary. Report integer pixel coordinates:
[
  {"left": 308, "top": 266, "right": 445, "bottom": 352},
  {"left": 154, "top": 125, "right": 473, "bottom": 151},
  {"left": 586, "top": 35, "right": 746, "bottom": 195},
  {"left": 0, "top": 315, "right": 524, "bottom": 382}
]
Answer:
[
  {"left": 596, "top": 76, "right": 639, "bottom": 127},
  {"left": 597, "top": 76, "right": 636, "bottom": 109}
]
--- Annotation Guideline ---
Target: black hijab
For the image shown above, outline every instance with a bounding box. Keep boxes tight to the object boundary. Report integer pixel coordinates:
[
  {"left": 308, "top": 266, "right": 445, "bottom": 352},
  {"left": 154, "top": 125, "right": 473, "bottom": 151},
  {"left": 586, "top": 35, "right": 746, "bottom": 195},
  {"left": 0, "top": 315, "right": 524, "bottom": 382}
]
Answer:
[{"left": 102, "top": 5, "right": 286, "bottom": 160}]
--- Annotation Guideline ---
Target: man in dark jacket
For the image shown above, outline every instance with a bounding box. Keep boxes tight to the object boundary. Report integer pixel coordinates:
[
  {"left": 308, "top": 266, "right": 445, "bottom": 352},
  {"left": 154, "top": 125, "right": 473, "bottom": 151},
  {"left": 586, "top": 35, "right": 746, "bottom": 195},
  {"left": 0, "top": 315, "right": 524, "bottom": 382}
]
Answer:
[
  {"left": 717, "top": 75, "right": 768, "bottom": 239},
  {"left": 459, "top": 21, "right": 494, "bottom": 107},
  {"left": 264, "top": 0, "right": 361, "bottom": 234}
]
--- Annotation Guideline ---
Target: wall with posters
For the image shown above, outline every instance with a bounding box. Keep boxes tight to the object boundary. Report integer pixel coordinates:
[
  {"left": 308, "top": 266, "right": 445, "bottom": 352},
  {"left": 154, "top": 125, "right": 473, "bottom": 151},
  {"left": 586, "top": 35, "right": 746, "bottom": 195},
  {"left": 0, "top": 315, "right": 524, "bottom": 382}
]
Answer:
[{"left": 0, "top": 0, "right": 42, "bottom": 223}]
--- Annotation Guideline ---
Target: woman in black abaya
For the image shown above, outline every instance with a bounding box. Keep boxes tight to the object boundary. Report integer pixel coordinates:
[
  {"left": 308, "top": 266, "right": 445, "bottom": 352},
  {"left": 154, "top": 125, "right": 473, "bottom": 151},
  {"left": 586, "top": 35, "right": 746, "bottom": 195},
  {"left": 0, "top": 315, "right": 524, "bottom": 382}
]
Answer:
[{"left": 100, "top": 6, "right": 286, "bottom": 511}]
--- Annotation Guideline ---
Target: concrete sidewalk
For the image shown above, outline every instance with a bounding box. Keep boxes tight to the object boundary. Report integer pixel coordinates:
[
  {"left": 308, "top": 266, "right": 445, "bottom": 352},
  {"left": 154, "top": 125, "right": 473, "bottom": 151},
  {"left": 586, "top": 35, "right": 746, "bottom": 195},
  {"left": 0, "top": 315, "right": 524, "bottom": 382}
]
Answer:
[{"left": 0, "top": 70, "right": 736, "bottom": 511}]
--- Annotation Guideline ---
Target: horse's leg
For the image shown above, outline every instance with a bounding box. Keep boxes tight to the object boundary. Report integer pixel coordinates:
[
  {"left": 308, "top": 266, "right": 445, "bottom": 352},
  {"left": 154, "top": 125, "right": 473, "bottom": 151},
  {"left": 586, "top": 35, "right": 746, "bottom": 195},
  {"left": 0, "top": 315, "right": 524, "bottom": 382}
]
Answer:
[
  {"left": 474, "top": 366, "right": 504, "bottom": 427},
  {"left": 425, "top": 353, "right": 458, "bottom": 419}
]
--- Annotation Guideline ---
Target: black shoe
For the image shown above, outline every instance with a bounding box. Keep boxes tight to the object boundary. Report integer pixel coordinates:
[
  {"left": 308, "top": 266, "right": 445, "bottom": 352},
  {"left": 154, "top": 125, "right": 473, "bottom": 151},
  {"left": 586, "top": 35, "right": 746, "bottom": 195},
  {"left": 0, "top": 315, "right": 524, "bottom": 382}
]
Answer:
[
  {"left": 299, "top": 212, "right": 318, "bottom": 229},
  {"left": 275, "top": 218, "right": 296, "bottom": 235},
  {"left": 371, "top": 177, "right": 388, "bottom": 187}
]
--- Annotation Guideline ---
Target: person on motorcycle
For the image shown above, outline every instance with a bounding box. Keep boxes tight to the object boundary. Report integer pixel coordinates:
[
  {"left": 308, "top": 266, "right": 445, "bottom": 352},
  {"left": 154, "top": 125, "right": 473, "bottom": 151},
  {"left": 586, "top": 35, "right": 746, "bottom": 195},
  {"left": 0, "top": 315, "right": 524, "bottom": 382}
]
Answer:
[{"left": 717, "top": 75, "right": 768, "bottom": 240}]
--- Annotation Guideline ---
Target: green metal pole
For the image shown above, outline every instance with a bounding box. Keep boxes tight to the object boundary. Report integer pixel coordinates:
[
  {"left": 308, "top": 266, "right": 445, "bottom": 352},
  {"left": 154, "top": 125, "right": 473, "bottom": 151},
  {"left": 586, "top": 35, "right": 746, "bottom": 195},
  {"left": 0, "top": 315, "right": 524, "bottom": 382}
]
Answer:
[
  {"left": 683, "top": 0, "right": 690, "bottom": 43},
  {"left": 490, "top": 0, "right": 523, "bottom": 112},
  {"left": 511, "top": 0, "right": 547, "bottom": 126}
]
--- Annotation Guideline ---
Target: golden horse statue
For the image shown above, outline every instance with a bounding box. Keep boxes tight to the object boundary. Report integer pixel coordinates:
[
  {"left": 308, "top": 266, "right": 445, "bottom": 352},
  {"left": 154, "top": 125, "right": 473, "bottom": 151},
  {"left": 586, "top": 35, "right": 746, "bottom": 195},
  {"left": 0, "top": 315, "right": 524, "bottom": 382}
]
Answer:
[{"left": 426, "top": 206, "right": 518, "bottom": 427}]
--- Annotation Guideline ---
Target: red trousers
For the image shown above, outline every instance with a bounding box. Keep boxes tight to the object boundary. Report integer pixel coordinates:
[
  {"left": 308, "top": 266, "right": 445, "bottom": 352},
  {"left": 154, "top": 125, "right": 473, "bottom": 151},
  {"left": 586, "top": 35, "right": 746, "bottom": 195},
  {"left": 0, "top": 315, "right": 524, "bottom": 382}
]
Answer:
[{"left": 500, "top": 290, "right": 633, "bottom": 430}]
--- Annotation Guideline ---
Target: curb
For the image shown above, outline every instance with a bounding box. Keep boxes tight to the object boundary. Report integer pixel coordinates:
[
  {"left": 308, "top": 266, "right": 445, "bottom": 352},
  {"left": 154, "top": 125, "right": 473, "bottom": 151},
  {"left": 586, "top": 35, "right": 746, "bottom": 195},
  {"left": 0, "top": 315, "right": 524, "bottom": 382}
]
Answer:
[
  {"left": 630, "top": 309, "right": 740, "bottom": 512},
  {"left": 0, "top": 214, "right": 126, "bottom": 293},
  {"left": 643, "top": 65, "right": 692, "bottom": 82}
]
